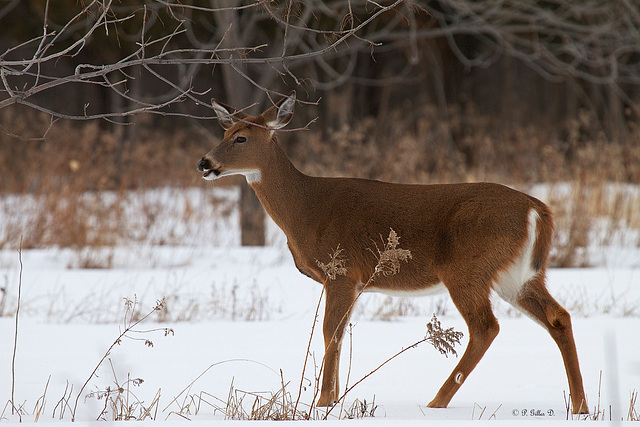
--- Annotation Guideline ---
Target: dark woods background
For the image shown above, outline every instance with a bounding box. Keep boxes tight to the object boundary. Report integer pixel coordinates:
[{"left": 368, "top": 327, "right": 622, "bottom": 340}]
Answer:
[{"left": 1, "top": 0, "right": 639, "bottom": 247}]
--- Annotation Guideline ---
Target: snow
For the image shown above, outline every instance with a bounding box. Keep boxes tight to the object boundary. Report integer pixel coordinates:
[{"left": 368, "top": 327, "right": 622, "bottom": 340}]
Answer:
[{"left": 0, "top": 186, "right": 639, "bottom": 425}]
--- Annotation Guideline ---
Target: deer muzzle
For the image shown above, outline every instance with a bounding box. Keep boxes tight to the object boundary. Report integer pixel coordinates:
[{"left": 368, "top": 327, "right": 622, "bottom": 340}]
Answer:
[{"left": 197, "top": 157, "right": 221, "bottom": 180}]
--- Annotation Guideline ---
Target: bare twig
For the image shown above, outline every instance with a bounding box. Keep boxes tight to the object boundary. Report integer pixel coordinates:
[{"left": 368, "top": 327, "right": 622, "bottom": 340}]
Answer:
[
  {"left": 162, "top": 358, "right": 279, "bottom": 417},
  {"left": 0, "top": 0, "right": 410, "bottom": 125},
  {"left": 3, "top": 0, "right": 635, "bottom": 137},
  {"left": 10, "top": 236, "right": 23, "bottom": 416},
  {"left": 323, "top": 313, "right": 462, "bottom": 419},
  {"left": 71, "top": 298, "right": 167, "bottom": 421},
  {"left": 311, "top": 230, "right": 462, "bottom": 419},
  {"left": 293, "top": 287, "right": 324, "bottom": 418},
  {"left": 33, "top": 376, "right": 51, "bottom": 422},
  {"left": 324, "top": 334, "right": 428, "bottom": 420}
]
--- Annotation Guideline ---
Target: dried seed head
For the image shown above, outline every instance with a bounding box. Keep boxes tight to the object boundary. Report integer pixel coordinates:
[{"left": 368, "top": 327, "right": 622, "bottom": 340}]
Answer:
[
  {"left": 372, "top": 229, "right": 412, "bottom": 278},
  {"left": 316, "top": 245, "right": 349, "bottom": 281}
]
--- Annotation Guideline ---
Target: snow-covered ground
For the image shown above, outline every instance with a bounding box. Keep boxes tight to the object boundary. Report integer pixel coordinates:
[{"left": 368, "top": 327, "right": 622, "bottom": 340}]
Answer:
[{"left": 0, "top": 186, "right": 639, "bottom": 425}]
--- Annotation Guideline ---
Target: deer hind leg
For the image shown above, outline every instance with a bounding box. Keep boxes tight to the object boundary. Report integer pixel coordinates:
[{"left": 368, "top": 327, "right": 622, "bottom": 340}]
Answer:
[
  {"left": 515, "top": 275, "right": 589, "bottom": 414},
  {"left": 317, "top": 281, "right": 356, "bottom": 407},
  {"left": 428, "top": 282, "right": 499, "bottom": 409}
]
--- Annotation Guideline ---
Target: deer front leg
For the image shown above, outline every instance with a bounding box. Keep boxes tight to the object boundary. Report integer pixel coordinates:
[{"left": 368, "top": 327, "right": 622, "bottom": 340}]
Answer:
[
  {"left": 317, "top": 281, "right": 356, "bottom": 407},
  {"left": 428, "top": 283, "right": 499, "bottom": 409}
]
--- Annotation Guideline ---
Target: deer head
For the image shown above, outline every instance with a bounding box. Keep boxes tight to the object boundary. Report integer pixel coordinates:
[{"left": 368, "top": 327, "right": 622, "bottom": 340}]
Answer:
[{"left": 197, "top": 92, "right": 296, "bottom": 183}]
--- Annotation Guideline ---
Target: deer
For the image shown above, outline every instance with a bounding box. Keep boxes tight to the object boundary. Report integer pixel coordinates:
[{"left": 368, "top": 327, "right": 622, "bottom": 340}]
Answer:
[{"left": 197, "top": 91, "right": 589, "bottom": 414}]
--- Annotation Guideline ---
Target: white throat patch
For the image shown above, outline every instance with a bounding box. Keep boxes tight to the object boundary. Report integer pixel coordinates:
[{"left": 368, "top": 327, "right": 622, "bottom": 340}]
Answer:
[
  {"left": 204, "top": 168, "right": 262, "bottom": 183},
  {"left": 242, "top": 169, "right": 262, "bottom": 183}
]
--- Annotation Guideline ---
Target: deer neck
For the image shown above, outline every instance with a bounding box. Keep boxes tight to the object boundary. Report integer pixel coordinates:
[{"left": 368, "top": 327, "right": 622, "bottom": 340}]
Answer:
[{"left": 248, "top": 141, "right": 313, "bottom": 236}]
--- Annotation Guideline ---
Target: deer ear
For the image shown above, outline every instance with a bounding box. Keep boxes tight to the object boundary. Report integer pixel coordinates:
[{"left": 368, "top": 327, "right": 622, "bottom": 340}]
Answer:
[
  {"left": 211, "top": 99, "right": 246, "bottom": 130},
  {"left": 264, "top": 91, "right": 296, "bottom": 130}
]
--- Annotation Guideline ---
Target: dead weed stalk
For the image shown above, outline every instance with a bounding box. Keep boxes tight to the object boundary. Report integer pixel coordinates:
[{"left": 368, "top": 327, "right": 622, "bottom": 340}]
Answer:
[
  {"left": 87, "top": 359, "right": 161, "bottom": 421},
  {"left": 10, "top": 237, "right": 23, "bottom": 416},
  {"left": 223, "top": 371, "right": 298, "bottom": 420},
  {"left": 163, "top": 359, "right": 281, "bottom": 420},
  {"left": 323, "top": 314, "right": 462, "bottom": 420},
  {"left": 71, "top": 297, "right": 173, "bottom": 421},
  {"left": 309, "top": 229, "right": 462, "bottom": 420},
  {"left": 629, "top": 390, "right": 639, "bottom": 421}
]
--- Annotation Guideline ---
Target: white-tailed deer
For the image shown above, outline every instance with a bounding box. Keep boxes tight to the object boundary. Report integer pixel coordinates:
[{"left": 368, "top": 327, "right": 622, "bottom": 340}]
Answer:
[{"left": 197, "top": 92, "right": 589, "bottom": 414}]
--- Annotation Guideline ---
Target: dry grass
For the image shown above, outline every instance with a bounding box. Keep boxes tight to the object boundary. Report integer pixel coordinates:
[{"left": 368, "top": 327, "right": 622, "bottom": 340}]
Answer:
[
  {"left": 222, "top": 373, "right": 299, "bottom": 421},
  {"left": 366, "top": 295, "right": 425, "bottom": 321},
  {"left": 564, "top": 372, "right": 640, "bottom": 422},
  {"left": 2, "top": 104, "right": 639, "bottom": 267},
  {"left": 299, "top": 231, "right": 463, "bottom": 420},
  {"left": 556, "top": 281, "right": 640, "bottom": 318},
  {"left": 86, "top": 360, "right": 162, "bottom": 421},
  {"left": 1, "top": 293, "right": 171, "bottom": 422},
  {"left": 0, "top": 106, "right": 208, "bottom": 253},
  {"left": 289, "top": 104, "right": 640, "bottom": 185},
  {"left": 159, "top": 280, "right": 276, "bottom": 322},
  {"left": 629, "top": 390, "right": 639, "bottom": 421},
  {"left": 164, "top": 372, "right": 377, "bottom": 421},
  {"left": 161, "top": 312, "right": 459, "bottom": 421},
  {"left": 71, "top": 297, "right": 172, "bottom": 421},
  {"left": 0, "top": 277, "right": 278, "bottom": 324},
  {"left": 541, "top": 181, "right": 640, "bottom": 267},
  {"left": 1, "top": 232, "right": 636, "bottom": 422},
  {"left": 471, "top": 402, "right": 502, "bottom": 420}
]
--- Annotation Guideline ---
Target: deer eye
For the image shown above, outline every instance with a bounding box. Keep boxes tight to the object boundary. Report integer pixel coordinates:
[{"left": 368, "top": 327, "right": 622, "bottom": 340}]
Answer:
[{"left": 235, "top": 136, "right": 247, "bottom": 144}]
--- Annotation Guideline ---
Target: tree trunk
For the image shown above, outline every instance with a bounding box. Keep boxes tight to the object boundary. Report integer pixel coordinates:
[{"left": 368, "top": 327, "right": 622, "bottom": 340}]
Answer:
[
  {"left": 240, "top": 181, "right": 266, "bottom": 246},
  {"left": 214, "top": 1, "right": 266, "bottom": 246}
]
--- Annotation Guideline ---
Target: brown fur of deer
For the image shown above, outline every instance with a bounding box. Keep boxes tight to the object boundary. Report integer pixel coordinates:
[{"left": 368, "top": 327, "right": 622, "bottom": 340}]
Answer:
[{"left": 197, "top": 92, "right": 588, "bottom": 414}]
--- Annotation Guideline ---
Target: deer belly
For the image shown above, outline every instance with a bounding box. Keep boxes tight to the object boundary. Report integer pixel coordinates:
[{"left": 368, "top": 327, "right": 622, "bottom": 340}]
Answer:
[{"left": 362, "top": 281, "right": 447, "bottom": 297}]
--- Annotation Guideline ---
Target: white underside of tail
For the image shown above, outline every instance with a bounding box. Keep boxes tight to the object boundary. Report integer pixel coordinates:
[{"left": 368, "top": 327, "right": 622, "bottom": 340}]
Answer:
[
  {"left": 362, "top": 209, "right": 540, "bottom": 304},
  {"left": 492, "top": 208, "right": 540, "bottom": 305}
]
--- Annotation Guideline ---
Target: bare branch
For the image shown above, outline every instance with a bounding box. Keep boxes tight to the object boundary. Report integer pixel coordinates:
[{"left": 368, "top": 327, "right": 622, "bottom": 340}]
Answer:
[
  {"left": 3, "top": 0, "right": 637, "bottom": 129},
  {"left": 1, "top": 0, "right": 411, "bottom": 124}
]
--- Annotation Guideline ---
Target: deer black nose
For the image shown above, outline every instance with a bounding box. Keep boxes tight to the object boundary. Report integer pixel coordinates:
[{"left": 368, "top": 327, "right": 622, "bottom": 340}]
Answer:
[{"left": 197, "top": 157, "right": 210, "bottom": 172}]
